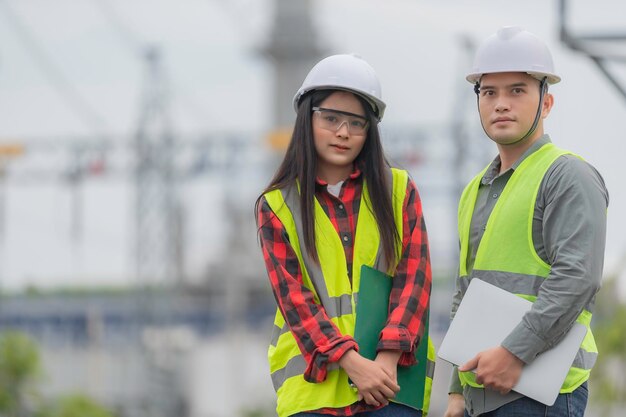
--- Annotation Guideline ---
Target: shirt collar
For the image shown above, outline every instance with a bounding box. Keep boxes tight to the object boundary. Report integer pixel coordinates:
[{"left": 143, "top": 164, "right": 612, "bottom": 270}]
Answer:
[
  {"left": 315, "top": 165, "right": 363, "bottom": 187},
  {"left": 482, "top": 134, "right": 552, "bottom": 185}
]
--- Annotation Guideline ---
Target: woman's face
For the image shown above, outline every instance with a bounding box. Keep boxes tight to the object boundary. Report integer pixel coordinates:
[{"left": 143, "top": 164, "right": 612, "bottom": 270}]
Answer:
[{"left": 312, "top": 91, "right": 368, "bottom": 183}]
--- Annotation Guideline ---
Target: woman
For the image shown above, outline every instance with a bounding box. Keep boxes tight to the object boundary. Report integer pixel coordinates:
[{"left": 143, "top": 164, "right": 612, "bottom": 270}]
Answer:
[{"left": 255, "top": 54, "right": 433, "bottom": 417}]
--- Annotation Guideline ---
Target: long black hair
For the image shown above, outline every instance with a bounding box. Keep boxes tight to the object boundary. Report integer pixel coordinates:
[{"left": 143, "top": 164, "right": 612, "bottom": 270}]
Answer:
[{"left": 255, "top": 89, "right": 400, "bottom": 270}]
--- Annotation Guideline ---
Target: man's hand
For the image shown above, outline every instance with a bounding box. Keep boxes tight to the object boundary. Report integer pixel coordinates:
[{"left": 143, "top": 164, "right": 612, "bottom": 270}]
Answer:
[
  {"left": 459, "top": 346, "right": 524, "bottom": 394},
  {"left": 443, "top": 393, "right": 465, "bottom": 417},
  {"left": 339, "top": 350, "right": 400, "bottom": 406}
]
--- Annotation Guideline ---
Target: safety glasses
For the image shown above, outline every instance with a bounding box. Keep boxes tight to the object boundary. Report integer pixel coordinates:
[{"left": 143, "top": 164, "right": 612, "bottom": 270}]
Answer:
[{"left": 312, "top": 107, "right": 369, "bottom": 136}]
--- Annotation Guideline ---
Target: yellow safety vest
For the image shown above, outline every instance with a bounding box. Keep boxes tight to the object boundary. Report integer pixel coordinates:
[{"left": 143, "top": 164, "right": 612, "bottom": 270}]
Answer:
[
  {"left": 264, "top": 168, "right": 434, "bottom": 417},
  {"left": 456, "top": 143, "right": 597, "bottom": 392}
]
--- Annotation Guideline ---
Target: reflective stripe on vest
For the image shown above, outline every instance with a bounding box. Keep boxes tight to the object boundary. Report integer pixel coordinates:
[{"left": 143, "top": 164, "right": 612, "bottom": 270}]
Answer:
[
  {"left": 456, "top": 143, "right": 597, "bottom": 393},
  {"left": 264, "top": 168, "right": 434, "bottom": 416}
]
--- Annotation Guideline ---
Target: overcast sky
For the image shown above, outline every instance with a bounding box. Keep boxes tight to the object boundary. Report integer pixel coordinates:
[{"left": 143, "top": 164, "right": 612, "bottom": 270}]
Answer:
[{"left": 0, "top": 0, "right": 624, "bottom": 295}]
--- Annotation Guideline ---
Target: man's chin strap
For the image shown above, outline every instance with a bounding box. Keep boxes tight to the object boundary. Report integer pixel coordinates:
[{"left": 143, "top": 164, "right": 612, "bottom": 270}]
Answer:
[{"left": 475, "top": 76, "right": 548, "bottom": 145}]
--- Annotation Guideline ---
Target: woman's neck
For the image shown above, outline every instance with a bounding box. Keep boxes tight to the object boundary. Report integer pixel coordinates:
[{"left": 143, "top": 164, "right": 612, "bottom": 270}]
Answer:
[{"left": 317, "top": 164, "right": 353, "bottom": 185}]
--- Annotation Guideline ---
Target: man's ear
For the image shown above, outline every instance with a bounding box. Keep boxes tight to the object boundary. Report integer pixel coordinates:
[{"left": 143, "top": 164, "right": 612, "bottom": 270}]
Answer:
[{"left": 542, "top": 93, "right": 554, "bottom": 119}]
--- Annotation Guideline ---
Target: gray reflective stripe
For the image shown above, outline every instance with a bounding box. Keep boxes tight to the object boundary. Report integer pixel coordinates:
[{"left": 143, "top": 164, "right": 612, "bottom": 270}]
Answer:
[
  {"left": 271, "top": 354, "right": 340, "bottom": 391},
  {"left": 573, "top": 348, "right": 597, "bottom": 370},
  {"left": 282, "top": 186, "right": 364, "bottom": 319},
  {"left": 270, "top": 323, "right": 284, "bottom": 347},
  {"left": 271, "top": 354, "right": 306, "bottom": 391},
  {"left": 373, "top": 243, "right": 387, "bottom": 273},
  {"left": 460, "top": 270, "right": 545, "bottom": 296},
  {"left": 426, "top": 358, "right": 436, "bottom": 379},
  {"left": 269, "top": 296, "right": 356, "bottom": 347},
  {"left": 329, "top": 294, "right": 354, "bottom": 318},
  {"left": 373, "top": 167, "right": 395, "bottom": 274},
  {"left": 271, "top": 294, "right": 354, "bottom": 323},
  {"left": 461, "top": 270, "right": 595, "bottom": 313}
]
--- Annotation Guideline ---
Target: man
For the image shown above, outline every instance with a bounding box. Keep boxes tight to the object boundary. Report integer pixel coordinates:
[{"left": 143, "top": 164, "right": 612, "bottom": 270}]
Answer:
[{"left": 444, "top": 26, "right": 609, "bottom": 417}]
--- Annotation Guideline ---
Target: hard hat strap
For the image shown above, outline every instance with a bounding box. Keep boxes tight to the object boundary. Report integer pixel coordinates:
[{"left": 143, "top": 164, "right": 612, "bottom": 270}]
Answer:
[{"left": 516, "top": 77, "right": 548, "bottom": 143}]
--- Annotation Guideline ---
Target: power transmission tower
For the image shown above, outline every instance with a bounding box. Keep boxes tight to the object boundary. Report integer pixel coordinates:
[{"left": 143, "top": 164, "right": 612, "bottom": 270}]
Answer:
[
  {"left": 134, "top": 46, "right": 183, "bottom": 288},
  {"left": 133, "top": 45, "right": 185, "bottom": 417}
]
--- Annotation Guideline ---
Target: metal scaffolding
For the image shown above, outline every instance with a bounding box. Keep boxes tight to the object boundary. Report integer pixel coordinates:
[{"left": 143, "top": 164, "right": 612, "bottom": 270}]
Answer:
[{"left": 559, "top": 0, "right": 626, "bottom": 102}]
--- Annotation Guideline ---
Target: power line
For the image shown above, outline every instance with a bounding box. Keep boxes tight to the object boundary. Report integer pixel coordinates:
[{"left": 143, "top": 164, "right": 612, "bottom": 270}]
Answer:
[
  {"left": 93, "top": 0, "right": 216, "bottom": 128},
  {"left": 91, "top": 0, "right": 142, "bottom": 56},
  {"left": 0, "top": 0, "right": 112, "bottom": 137}
]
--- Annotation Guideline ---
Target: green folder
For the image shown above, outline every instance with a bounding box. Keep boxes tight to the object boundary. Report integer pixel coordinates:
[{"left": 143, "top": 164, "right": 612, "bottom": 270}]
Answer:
[{"left": 353, "top": 265, "right": 429, "bottom": 410}]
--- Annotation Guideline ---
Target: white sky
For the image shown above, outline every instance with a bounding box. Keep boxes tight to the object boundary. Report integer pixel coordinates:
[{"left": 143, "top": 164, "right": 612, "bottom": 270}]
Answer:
[{"left": 0, "top": 0, "right": 624, "bottom": 294}]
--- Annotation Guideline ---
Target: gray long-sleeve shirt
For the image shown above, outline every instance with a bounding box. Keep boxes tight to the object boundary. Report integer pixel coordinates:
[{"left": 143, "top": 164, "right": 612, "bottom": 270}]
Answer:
[{"left": 448, "top": 135, "right": 609, "bottom": 415}]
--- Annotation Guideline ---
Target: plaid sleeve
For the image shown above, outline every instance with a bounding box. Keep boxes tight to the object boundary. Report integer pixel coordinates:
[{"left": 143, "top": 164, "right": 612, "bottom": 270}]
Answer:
[
  {"left": 377, "top": 179, "right": 432, "bottom": 366},
  {"left": 257, "top": 196, "right": 358, "bottom": 383}
]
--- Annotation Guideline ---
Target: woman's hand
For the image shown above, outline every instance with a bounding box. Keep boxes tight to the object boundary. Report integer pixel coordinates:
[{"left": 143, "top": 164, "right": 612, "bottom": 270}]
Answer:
[
  {"left": 339, "top": 350, "right": 400, "bottom": 406},
  {"left": 375, "top": 349, "right": 402, "bottom": 385}
]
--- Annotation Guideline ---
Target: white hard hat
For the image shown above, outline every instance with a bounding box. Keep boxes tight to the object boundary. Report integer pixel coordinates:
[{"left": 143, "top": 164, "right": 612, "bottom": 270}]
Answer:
[
  {"left": 293, "top": 54, "right": 386, "bottom": 120},
  {"left": 466, "top": 26, "right": 561, "bottom": 85}
]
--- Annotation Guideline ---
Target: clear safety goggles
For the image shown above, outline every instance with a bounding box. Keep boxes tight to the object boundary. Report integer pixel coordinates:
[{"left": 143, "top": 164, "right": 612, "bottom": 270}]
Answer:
[{"left": 312, "top": 107, "right": 369, "bottom": 136}]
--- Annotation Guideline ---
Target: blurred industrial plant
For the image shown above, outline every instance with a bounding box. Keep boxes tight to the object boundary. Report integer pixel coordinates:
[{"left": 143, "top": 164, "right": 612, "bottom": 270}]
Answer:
[{"left": 0, "top": 1, "right": 624, "bottom": 417}]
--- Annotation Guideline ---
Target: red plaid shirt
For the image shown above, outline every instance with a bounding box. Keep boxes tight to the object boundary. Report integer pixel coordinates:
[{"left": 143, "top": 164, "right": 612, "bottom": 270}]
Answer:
[{"left": 257, "top": 168, "right": 432, "bottom": 415}]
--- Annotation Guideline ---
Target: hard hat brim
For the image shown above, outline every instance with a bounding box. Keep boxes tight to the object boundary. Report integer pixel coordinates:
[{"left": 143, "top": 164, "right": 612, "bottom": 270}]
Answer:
[
  {"left": 466, "top": 71, "right": 561, "bottom": 85},
  {"left": 293, "top": 86, "right": 386, "bottom": 121}
]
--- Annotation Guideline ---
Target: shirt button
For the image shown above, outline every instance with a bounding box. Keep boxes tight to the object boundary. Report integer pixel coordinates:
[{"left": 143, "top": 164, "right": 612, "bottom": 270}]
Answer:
[
  {"left": 492, "top": 193, "right": 498, "bottom": 199},
  {"left": 343, "top": 235, "right": 349, "bottom": 242}
]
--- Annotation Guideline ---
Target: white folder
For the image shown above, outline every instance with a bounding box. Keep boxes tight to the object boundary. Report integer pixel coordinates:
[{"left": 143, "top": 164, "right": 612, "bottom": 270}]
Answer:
[{"left": 438, "top": 278, "right": 587, "bottom": 406}]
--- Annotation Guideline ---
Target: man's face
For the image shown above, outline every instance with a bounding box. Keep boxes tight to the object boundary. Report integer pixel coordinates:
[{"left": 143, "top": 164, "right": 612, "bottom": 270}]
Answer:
[{"left": 477, "top": 72, "right": 552, "bottom": 146}]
